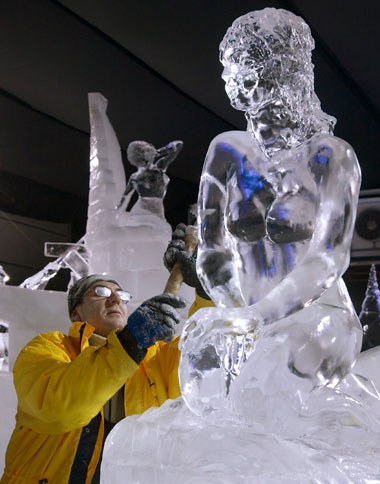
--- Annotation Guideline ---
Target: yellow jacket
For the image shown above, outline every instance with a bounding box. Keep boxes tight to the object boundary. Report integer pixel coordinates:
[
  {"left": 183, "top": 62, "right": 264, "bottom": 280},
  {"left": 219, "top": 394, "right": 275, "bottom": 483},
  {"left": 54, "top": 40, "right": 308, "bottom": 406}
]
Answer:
[
  {"left": 1, "top": 321, "right": 138, "bottom": 484},
  {"left": 124, "top": 293, "right": 215, "bottom": 416}
]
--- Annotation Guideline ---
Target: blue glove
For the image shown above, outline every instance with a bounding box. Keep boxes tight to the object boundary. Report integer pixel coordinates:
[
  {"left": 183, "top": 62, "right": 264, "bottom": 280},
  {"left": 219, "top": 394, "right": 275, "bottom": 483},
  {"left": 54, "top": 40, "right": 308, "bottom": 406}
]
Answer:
[{"left": 126, "top": 293, "right": 186, "bottom": 347}]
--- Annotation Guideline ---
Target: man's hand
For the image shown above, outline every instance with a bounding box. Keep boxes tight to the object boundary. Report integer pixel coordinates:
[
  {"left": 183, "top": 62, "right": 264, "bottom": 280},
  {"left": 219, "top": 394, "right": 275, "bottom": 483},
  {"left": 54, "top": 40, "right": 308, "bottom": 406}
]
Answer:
[
  {"left": 164, "top": 223, "right": 210, "bottom": 299},
  {"left": 126, "top": 293, "right": 187, "bottom": 347}
]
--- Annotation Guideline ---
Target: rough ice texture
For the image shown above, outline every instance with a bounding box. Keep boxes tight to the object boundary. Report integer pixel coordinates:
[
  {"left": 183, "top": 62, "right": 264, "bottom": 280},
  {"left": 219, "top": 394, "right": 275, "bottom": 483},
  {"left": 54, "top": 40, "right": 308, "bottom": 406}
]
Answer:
[
  {"left": 102, "top": 388, "right": 380, "bottom": 484},
  {"left": 219, "top": 8, "right": 336, "bottom": 157}
]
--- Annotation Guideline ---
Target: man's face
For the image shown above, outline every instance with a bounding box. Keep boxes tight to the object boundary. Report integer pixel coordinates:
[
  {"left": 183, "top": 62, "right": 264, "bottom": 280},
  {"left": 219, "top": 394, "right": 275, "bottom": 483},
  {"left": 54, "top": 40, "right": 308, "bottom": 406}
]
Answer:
[{"left": 71, "top": 281, "right": 128, "bottom": 337}]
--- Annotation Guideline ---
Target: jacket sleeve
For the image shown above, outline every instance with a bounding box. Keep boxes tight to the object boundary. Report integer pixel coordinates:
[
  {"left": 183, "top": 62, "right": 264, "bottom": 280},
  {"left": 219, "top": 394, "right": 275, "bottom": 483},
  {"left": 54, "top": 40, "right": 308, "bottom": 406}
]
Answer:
[
  {"left": 13, "top": 330, "right": 138, "bottom": 434},
  {"left": 123, "top": 338, "right": 181, "bottom": 417}
]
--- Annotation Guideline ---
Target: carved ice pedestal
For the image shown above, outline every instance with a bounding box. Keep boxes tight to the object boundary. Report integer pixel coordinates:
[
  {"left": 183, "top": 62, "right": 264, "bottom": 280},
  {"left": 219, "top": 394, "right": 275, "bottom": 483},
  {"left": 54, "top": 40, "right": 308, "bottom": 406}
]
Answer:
[{"left": 101, "top": 346, "right": 380, "bottom": 484}]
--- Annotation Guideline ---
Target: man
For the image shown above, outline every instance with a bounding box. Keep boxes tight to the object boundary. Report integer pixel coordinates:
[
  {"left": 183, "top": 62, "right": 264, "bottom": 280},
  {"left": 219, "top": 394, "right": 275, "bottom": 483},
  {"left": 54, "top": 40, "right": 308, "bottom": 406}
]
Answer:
[{"left": 0, "top": 275, "right": 186, "bottom": 484}]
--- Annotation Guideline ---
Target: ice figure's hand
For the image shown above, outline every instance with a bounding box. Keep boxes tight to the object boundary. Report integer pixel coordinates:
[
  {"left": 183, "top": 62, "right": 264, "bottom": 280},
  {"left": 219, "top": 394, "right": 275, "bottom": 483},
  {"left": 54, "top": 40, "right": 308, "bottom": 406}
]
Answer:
[
  {"left": 196, "top": 250, "right": 245, "bottom": 307},
  {"left": 164, "top": 223, "right": 210, "bottom": 299},
  {"left": 127, "top": 294, "right": 186, "bottom": 347},
  {"left": 179, "top": 305, "right": 261, "bottom": 416}
]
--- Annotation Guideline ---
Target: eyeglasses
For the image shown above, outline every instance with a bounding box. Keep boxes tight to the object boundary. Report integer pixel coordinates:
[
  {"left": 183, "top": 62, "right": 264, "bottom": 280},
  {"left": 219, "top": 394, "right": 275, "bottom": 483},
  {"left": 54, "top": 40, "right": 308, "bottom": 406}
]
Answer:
[{"left": 90, "top": 285, "right": 132, "bottom": 304}]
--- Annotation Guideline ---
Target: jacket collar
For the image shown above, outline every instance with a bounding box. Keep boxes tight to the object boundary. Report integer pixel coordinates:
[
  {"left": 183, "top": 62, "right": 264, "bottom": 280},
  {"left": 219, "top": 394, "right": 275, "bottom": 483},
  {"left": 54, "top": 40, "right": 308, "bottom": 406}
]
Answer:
[{"left": 68, "top": 321, "right": 96, "bottom": 353}]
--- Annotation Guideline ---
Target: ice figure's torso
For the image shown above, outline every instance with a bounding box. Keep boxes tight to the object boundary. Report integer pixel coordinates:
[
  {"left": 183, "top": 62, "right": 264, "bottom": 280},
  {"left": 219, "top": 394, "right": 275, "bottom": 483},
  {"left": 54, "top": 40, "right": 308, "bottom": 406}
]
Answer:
[
  {"left": 132, "top": 169, "right": 170, "bottom": 199},
  {"left": 198, "top": 130, "right": 356, "bottom": 307}
]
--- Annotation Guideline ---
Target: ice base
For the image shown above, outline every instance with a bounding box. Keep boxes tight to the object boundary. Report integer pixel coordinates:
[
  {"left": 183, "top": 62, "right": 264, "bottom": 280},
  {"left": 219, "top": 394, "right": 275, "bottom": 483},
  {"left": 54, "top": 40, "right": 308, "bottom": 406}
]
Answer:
[
  {"left": 101, "top": 398, "right": 380, "bottom": 484},
  {"left": 101, "top": 346, "right": 380, "bottom": 484}
]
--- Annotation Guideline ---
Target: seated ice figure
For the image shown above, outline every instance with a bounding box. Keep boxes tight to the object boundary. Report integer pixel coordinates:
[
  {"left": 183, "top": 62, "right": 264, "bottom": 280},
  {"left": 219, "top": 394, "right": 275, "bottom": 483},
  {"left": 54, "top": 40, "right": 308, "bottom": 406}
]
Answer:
[
  {"left": 101, "top": 11, "right": 380, "bottom": 482},
  {"left": 179, "top": 8, "right": 367, "bottom": 439}
]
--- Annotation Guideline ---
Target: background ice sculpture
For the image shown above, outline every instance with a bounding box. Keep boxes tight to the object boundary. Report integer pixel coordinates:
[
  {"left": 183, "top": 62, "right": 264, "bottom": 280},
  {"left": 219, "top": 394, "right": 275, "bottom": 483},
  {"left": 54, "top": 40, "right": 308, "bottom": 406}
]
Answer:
[
  {"left": 360, "top": 264, "right": 380, "bottom": 351},
  {"left": 20, "top": 239, "right": 89, "bottom": 290},
  {"left": 102, "top": 8, "right": 380, "bottom": 483},
  {"left": 117, "top": 139, "right": 183, "bottom": 230},
  {"left": 18, "top": 93, "right": 184, "bottom": 303},
  {"left": 85, "top": 93, "right": 186, "bottom": 304}
]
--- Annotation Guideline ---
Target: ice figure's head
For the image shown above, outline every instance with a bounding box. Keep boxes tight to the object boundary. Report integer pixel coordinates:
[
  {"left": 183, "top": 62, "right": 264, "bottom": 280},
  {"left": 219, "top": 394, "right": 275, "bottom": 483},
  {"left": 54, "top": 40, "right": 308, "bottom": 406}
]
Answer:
[
  {"left": 220, "top": 8, "right": 335, "bottom": 137},
  {"left": 127, "top": 141, "right": 157, "bottom": 168}
]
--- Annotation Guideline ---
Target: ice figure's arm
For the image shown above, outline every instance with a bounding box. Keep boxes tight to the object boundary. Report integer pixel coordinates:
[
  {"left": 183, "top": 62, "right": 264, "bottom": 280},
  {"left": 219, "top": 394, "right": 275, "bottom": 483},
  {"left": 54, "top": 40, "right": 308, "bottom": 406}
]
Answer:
[
  {"left": 116, "top": 177, "right": 136, "bottom": 213},
  {"left": 196, "top": 135, "right": 247, "bottom": 307},
  {"left": 253, "top": 137, "right": 361, "bottom": 325},
  {"left": 155, "top": 140, "right": 183, "bottom": 170},
  {"left": 13, "top": 331, "right": 138, "bottom": 432}
]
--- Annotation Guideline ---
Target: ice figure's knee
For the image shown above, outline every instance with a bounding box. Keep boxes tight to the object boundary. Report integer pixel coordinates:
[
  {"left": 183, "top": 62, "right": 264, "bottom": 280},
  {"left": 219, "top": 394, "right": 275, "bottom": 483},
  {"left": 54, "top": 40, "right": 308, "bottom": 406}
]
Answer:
[
  {"left": 286, "top": 306, "right": 362, "bottom": 388},
  {"left": 179, "top": 321, "right": 255, "bottom": 418}
]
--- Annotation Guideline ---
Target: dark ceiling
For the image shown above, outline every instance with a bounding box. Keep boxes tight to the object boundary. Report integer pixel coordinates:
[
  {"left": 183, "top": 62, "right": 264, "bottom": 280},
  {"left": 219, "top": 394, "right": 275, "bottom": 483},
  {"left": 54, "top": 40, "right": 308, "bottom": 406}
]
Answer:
[{"left": 0, "top": 0, "right": 379, "bottom": 296}]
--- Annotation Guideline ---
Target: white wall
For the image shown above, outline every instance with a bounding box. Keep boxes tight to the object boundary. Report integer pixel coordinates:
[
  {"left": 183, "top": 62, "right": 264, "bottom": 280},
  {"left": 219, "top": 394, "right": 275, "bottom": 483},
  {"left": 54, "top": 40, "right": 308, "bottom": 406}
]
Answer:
[{"left": 0, "top": 285, "right": 68, "bottom": 475}]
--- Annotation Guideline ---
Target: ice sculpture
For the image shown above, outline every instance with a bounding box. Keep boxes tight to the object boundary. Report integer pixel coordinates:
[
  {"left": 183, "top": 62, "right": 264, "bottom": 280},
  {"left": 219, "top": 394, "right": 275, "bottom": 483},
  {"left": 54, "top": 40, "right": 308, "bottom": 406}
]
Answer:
[
  {"left": 86, "top": 93, "right": 185, "bottom": 303},
  {"left": 116, "top": 139, "right": 183, "bottom": 229},
  {"left": 101, "top": 9, "right": 380, "bottom": 483},
  {"left": 179, "top": 6, "right": 365, "bottom": 435},
  {"left": 20, "top": 240, "right": 89, "bottom": 290},
  {"left": 360, "top": 264, "right": 380, "bottom": 350}
]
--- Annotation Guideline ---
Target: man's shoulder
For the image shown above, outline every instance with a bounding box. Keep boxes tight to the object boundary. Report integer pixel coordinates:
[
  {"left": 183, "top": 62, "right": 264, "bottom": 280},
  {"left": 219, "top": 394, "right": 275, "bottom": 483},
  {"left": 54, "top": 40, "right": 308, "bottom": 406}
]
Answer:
[
  {"left": 13, "top": 329, "right": 74, "bottom": 371},
  {"left": 19, "top": 330, "right": 71, "bottom": 358},
  {"left": 30, "top": 329, "right": 68, "bottom": 345}
]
